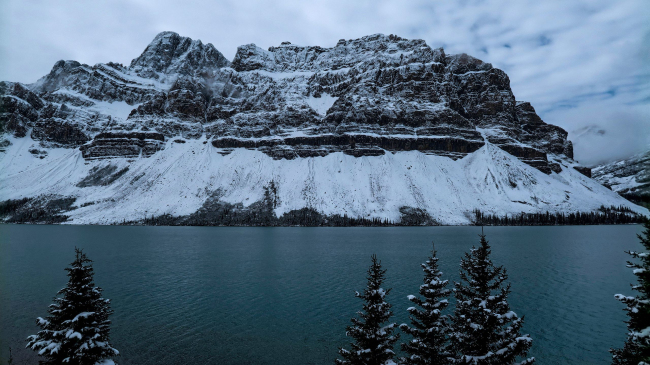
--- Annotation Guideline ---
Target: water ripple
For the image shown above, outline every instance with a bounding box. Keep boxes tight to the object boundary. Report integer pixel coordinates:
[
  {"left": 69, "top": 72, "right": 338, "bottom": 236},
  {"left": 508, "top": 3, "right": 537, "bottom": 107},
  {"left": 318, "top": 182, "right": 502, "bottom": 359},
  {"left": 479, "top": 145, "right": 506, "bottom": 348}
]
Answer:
[{"left": 0, "top": 225, "right": 643, "bottom": 364}]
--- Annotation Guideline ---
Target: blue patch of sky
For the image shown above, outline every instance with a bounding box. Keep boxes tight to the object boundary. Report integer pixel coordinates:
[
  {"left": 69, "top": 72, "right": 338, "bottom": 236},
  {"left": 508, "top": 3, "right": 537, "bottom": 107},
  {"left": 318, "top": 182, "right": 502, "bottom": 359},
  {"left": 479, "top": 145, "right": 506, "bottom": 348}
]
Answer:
[
  {"left": 407, "top": 26, "right": 426, "bottom": 38},
  {"left": 539, "top": 35, "right": 552, "bottom": 46},
  {"left": 543, "top": 103, "right": 579, "bottom": 113},
  {"left": 634, "top": 95, "right": 650, "bottom": 104},
  {"left": 541, "top": 72, "right": 650, "bottom": 113},
  {"left": 615, "top": 75, "right": 650, "bottom": 104},
  {"left": 541, "top": 89, "right": 630, "bottom": 114}
]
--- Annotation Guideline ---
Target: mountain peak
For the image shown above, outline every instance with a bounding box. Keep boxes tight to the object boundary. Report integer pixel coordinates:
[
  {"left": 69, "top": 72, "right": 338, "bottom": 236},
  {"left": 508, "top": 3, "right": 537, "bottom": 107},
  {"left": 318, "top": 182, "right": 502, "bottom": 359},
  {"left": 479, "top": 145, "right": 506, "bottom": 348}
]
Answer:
[
  {"left": 130, "top": 31, "right": 230, "bottom": 75},
  {"left": 231, "top": 33, "right": 446, "bottom": 72},
  {"left": 1, "top": 31, "right": 646, "bottom": 225},
  {"left": 151, "top": 31, "right": 181, "bottom": 42},
  {"left": 30, "top": 59, "right": 84, "bottom": 92}
]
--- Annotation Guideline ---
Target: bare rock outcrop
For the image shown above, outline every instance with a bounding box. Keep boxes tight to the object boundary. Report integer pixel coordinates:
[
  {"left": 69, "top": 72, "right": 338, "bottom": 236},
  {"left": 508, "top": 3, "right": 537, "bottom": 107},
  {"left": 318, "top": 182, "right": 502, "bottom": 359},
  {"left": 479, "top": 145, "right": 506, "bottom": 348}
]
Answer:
[{"left": 1, "top": 32, "right": 581, "bottom": 172}]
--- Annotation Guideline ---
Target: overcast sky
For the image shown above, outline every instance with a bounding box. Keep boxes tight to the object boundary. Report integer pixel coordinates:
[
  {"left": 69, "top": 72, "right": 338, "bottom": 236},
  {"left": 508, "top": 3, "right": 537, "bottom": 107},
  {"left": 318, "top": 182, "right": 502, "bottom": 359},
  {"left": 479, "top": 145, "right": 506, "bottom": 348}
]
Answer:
[{"left": 1, "top": 0, "right": 648, "bottom": 166}]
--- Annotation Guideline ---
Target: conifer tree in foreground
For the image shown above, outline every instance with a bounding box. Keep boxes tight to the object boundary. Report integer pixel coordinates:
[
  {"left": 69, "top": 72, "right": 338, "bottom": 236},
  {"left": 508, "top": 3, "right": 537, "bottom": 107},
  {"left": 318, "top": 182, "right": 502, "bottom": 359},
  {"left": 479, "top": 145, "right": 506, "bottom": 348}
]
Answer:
[
  {"left": 449, "top": 234, "right": 534, "bottom": 365},
  {"left": 27, "top": 248, "right": 119, "bottom": 365},
  {"left": 400, "top": 245, "right": 452, "bottom": 364},
  {"left": 611, "top": 220, "right": 650, "bottom": 364},
  {"left": 336, "top": 254, "right": 399, "bottom": 365}
]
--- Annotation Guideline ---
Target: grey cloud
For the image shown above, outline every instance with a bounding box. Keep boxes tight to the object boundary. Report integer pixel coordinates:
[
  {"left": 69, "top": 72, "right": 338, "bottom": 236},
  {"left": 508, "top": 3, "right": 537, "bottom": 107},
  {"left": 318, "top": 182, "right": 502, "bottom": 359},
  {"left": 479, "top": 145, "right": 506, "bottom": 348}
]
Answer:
[{"left": 546, "top": 100, "right": 650, "bottom": 166}]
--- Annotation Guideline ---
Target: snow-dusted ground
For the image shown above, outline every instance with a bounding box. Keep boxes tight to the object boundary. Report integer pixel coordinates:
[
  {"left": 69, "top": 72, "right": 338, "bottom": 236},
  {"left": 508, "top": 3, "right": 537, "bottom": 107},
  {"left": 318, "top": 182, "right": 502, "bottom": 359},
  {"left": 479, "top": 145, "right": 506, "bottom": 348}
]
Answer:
[
  {"left": 53, "top": 89, "right": 141, "bottom": 120},
  {"left": 593, "top": 147, "right": 649, "bottom": 197},
  {"left": 1, "top": 134, "right": 646, "bottom": 225}
]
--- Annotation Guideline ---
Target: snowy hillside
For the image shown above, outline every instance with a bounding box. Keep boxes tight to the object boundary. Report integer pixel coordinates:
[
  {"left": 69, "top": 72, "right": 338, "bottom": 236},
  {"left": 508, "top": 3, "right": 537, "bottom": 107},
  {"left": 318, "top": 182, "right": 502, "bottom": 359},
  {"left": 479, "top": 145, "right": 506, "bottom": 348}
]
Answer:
[
  {"left": 593, "top": 148, "right": 650, "bottom": 207},
  {"left": 0, "top": 32, "right": 646, "bottom": 224}
]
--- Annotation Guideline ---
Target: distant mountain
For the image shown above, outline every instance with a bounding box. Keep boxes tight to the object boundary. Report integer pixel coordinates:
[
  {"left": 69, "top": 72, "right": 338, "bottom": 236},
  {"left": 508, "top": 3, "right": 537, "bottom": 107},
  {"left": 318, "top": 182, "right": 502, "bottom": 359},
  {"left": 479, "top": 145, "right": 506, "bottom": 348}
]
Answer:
[
  {"left": 0, "top": 32, "right": 646, "bottom": 225},
  {"left": 593, "top": 148, "right": 650, "bottom": 208}
]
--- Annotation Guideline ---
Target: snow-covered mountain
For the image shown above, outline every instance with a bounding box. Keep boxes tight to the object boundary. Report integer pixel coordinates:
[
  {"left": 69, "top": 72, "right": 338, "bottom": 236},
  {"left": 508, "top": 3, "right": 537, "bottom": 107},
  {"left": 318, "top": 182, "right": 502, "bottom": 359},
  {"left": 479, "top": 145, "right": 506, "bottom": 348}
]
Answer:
[
  {"left": 0, "top": 32, "right": 646, "bottom": 224},
  {"left": 593, "top": 148, "right": 650, "bottom": 208}
]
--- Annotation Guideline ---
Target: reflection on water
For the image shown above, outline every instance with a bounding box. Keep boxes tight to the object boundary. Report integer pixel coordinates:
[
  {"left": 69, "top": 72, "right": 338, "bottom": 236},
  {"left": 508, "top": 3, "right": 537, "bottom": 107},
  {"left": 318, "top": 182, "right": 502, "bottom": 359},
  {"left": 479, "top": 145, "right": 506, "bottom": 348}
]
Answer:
[{"left": 0, "top": 225, "right": 642, "bottom": 364}]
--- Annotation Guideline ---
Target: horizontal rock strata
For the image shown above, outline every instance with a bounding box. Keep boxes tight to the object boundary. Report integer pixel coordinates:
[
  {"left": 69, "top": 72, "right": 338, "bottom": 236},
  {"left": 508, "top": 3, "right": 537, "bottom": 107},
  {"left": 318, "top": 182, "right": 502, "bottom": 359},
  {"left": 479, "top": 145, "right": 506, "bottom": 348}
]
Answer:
[
  {"left": 2, "top": 32, "right": 584, "bottom": 170},
  {"left": 80, "top": 132, "right": 165, "bottom": 159}
]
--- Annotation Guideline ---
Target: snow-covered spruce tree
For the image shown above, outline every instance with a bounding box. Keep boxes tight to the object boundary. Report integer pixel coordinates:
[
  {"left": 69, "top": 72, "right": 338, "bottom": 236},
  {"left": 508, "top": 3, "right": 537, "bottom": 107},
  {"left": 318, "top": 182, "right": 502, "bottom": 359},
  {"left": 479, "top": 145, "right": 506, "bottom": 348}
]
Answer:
[
  {"left": 611, "top": 220, "right": 650, "bottom": 364},
  {"left": 449, "top": 234, "right": 534, "bottom": 365},
  {"left": 400, "top": 246, "right": 452, "bottom": 364},
  {"left": 26, "top": 248, "right": 119, "bottom": 365},
  {"left": 336, "top": 254, "right": 399, "bottom": 365}
]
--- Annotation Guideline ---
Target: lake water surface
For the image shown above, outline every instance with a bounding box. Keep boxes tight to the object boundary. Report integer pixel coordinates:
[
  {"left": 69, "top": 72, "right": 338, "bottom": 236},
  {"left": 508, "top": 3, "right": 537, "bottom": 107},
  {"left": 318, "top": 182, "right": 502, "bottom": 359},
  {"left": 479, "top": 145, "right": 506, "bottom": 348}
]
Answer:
[{"left": 0, "top": 225, "right": 643, "bottom": 364}]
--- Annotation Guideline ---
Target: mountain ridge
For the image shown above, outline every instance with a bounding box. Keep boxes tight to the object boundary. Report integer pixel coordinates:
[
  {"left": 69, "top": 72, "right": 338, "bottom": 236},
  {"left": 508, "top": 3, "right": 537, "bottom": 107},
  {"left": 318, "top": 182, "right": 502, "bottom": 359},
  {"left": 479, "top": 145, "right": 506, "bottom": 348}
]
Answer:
[
  {"left": 593, "top": 147, "right": 650, "bottom": 208},
  {"left": 0, "top": 31, "right": 646, "bottom": 224}
]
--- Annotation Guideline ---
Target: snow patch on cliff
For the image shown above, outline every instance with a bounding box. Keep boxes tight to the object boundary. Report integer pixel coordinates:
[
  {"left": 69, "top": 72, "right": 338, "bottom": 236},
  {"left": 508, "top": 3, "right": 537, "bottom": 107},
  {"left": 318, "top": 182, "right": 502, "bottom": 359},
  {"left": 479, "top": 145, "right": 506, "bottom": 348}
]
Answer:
[
  {"left": 53, "top": 89, "right": 140, "bottom": 120},
  {"left": 306, "top": 94, "right": 338, "bottom": 116}
]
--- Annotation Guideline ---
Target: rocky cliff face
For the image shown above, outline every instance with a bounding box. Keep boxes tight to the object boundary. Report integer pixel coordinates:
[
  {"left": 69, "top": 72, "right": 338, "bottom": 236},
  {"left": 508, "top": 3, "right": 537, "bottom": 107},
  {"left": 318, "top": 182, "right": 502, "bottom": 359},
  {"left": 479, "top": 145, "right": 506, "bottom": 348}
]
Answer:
[
  {"left": 130, "top": 31, "right": 230, "bottom": 76},
  {"left": 0, "top": 32, "right": 643, "bottom": 224},
  {"left": 2, "top": 32, "right": 573, "bottom": 169},
  {"left": 593, "top": 148, "right": 650, "bottom": 207}
]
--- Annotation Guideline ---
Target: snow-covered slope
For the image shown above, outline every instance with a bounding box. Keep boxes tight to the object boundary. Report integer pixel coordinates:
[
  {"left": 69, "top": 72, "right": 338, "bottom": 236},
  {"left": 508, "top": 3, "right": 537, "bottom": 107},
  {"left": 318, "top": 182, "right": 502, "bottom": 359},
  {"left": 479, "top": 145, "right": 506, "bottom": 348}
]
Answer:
[
  {"left": 0, "top": 32, "right": 646, "bottom": 224},
  {"left": 0, "top": 134, "right": 644, "bottom": 224},
  {"left": 593, "top": 148, "right": 650, "bottom": 207}
]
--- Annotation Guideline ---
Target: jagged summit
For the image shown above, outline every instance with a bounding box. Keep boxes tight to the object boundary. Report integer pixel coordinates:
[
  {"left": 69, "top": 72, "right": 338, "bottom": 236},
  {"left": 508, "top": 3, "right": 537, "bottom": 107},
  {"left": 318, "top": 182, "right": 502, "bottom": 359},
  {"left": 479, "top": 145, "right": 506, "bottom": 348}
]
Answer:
[
  {"left": 130, "top": 31, "right": 230, "bottom": 76},
  {"left": 32, "top": 60, "right": 84, "bottom": 92},
  {"left": 1, "top": 31, "right": 645, "bottom": 225},
  {"left": 1, "top": 31, "right": 580, "bottom": 169},
  {"left": 231, "top": 33, "right": 447, "bottom": 72},
  {"left": 49, "top": 60, "right": 83, "bottom": 75}
]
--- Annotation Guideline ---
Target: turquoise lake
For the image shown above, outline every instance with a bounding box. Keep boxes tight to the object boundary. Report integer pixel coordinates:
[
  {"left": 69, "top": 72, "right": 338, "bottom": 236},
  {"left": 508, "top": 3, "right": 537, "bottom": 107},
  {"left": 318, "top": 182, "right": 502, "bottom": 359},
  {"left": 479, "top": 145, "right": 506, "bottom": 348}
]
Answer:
[{"left": 0, "top": 225, "right": 643, "bottom": 364}]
